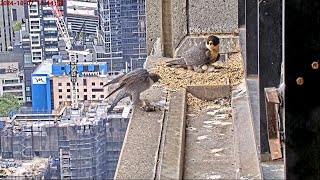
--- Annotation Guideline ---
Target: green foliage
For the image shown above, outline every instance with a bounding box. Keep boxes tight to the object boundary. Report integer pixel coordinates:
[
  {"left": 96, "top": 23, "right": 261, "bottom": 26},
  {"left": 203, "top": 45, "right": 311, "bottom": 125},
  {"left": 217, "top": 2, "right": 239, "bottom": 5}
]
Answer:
[
  {"left": 0, "top": 94, "right": 21, "bottom": 116},
  {"left": 12, "top": 22, "right": 22, "bottom": 32},
  {"left": 88, "top": 34, "right": 97, "bottom": 40}
]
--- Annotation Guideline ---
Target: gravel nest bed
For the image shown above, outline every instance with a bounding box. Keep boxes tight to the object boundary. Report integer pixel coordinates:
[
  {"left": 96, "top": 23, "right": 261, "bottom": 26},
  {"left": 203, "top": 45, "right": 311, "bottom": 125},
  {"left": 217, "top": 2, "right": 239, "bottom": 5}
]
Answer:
[{"left": 150, "top": 52, "right": 245, "bottom": 111}]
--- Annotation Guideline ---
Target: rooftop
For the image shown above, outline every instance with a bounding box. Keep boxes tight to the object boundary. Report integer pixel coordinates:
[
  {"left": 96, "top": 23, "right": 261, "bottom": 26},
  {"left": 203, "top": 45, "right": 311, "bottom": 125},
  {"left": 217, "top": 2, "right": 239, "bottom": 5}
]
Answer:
[
  {"left": 67, "top": 9, "right": 97, "bottom": 16},
  {"left": 67, "top": 0, "right": 97, "bottom": 9},
  {"left": 33, "top": 61, "right": 108, "bottom": 77},
  {"left": 0, "top": 157, "right": 49, "bottom": 178},
  {"left": 67, "top": 0, "right": 98, "bottom": 16},
  {"left": 94, "top": 45, "right": 105, "bottom": 53},
  {"left": 7, "top": 102, "right": 131, "bottom": 129},
  {"left": 33, "top": 61, "right": 52, "bottom": 75},
  {"left": 0, "top": 62, "right": 23, "bottom": 78}
]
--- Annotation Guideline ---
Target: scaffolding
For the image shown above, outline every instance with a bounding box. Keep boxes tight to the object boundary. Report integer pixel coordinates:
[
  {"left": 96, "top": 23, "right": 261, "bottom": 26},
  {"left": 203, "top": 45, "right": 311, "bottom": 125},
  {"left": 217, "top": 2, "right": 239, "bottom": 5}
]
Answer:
[{"left": 0, "top": 102, "right": 130, "bottom": 179}]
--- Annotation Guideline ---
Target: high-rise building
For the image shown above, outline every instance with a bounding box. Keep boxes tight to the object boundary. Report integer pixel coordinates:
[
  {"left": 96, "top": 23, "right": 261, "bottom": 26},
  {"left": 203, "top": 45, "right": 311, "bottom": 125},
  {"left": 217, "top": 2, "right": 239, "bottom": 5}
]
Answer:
[
  {"left": 66, "top": 0, "right": 105, "bottom": 53},
  {"left": 0, "top": 62, "right": 25, "bottom": 102},
  {"left": 101, "top": 0, "right": 147, "bottom": 71},
  {"left": 120, "top": 0, "right": 147, "bottom": 69},
  {"left": 31, "top": 61, "right": 108, "bottom": 112},
  {"left": 0, "top": 5, "right": 35, "bottom": 106},
  {"left": 67, "top": 0, "right": 100, "bottom": 36},
  {"left": 25, "top": 0, "right": 67, "bottom": 62},
  {"left": 1, "top": 103, "right": 130, "bottom": 179},
  {"left": 0, "top": 3, "right": 25, "bottom": 52}
]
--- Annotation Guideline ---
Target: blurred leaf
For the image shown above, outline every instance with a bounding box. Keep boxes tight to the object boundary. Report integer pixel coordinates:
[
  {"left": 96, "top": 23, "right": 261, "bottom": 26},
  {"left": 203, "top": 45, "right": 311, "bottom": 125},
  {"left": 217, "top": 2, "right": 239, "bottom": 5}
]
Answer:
[
  {"left": 0, "top": 94, "right": 21, "bottom": 116},
  {"left": 12, "top": 22, "right": 22, "bottom": 32}
]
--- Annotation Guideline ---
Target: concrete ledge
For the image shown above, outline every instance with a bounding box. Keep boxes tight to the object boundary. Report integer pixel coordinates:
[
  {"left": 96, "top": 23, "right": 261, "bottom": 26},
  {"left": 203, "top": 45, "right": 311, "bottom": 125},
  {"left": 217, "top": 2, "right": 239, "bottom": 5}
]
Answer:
[
  {"left": 158, "top": 89, "right": 187, "bottom": 179},
  {"left": 231, "top": 83, "right": 261, "bottom": 179},
  {"left": 174, "top": 35, "right": 240, "bottom": 58},
  {"left": 187, "top": 84, "right": 230, "bottom": 101},
  {"left": 114, "top": 87, "right": 167, "bottom": 179}
]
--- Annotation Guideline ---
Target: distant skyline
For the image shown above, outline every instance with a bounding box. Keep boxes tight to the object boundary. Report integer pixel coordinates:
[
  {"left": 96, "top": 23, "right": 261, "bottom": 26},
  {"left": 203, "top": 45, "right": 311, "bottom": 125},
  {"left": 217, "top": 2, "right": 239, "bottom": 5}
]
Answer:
[{"left": 101, "top": 0, "right": 147, "bottom": 71}]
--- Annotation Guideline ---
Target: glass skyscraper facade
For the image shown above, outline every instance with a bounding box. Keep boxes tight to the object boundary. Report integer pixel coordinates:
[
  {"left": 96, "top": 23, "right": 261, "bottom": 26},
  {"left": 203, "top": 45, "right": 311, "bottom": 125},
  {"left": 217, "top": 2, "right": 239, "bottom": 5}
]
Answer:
[{"left": 102, "top": 0, "right": 147, "bottom": 71}]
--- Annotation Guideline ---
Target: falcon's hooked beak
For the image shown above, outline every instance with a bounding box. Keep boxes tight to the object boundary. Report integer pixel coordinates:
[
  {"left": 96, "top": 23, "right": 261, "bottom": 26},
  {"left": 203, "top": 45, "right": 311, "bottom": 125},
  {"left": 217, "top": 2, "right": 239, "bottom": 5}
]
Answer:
[
  {"left": 149, "top": 73, "right": 161, "bottom": 84},
  {"left": 206, "top": 35, "right": 220, "bottom": 46}
]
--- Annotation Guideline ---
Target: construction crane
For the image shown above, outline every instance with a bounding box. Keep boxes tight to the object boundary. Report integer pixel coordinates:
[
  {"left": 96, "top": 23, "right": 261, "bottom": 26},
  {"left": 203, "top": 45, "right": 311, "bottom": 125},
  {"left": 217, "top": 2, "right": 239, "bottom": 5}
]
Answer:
[{"left": 47, "top": 0, "right": 89, "bottom": 110}]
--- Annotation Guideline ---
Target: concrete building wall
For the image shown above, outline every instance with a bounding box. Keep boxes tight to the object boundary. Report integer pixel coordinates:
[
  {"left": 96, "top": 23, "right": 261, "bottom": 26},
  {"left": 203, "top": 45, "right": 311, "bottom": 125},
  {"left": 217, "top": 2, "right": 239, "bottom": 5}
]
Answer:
[
  {"left": 145, "top": 0, "right": 238, "bottom": 56},
  {"left": 23, "top": 64, "right": 38, "bottom": 106},
  {"left": 66, "top": 0, "right": 101, "bottom": 37},
  {"left": 188, "top": 0, "right": 238, "bottom": 34},
  {"left": 67, "top": 15, "right": 99, "bottom": 36},
  {"left": 145, "top": 0, "right": 187, "bottom": 57},
  {"left": 0, "top": 5, "right": 13, "bottom": 52},
  {"left": 26, "top": 0, "right": 66, "bottom": 62},
  {"left": 0, "top": 51, "right": 24, "bottom": 68},
  {"left": 0, "top": 112, "right": 130, "bottom": 179},
  {"left": 102, "top": 0, "right": 147, "bottom": 71},
  {"left": 52, "top": 76, "right": 108, "bottom": 110},
  {"left": 0, "top": 62, "right": 25, "bottom": 101},
  {"left": 105, "top": 117, "right": 129, "bottom": 179}
]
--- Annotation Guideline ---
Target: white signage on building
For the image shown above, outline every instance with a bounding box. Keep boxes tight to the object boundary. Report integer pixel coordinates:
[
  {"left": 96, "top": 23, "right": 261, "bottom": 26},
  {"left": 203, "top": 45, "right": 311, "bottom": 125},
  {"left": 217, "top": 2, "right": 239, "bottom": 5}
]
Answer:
[{"left": 32, "top": 76, "right": 47, "bottom": 84}]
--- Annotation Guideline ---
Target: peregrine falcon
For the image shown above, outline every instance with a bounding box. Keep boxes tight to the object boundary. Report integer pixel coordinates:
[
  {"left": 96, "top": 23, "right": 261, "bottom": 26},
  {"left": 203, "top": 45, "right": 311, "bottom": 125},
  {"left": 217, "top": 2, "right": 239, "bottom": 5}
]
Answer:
[
  {"left": 103, "top": 68, "right": 161, "bottom": 113},
  {"left": 166, "top": 35, "right": 220, "bottom": 73}
]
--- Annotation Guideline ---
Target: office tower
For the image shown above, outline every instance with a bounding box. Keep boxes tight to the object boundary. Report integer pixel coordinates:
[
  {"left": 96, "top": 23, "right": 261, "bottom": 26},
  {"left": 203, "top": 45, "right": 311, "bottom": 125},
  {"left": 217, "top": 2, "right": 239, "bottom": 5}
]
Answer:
[
  {"left": 26, "top": 0, "right": 66, "bottom": 62},
  {"left": 0, "top": 4, "right": 24, "bottom": 52},
  {"left": 102, "top": 0, "right": 147, "bottom": 71}
]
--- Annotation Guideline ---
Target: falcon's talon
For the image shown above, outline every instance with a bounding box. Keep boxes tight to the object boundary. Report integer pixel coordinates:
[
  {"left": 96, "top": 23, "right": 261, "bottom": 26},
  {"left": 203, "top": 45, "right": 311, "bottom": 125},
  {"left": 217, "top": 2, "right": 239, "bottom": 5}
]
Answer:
[{"left": 140, "top": 104, "right": 157, "bottom": 112}]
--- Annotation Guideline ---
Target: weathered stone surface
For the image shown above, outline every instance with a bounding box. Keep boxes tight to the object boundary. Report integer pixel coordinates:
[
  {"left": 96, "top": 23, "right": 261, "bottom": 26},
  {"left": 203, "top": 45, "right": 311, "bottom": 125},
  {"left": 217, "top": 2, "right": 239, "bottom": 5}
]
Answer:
[
  {"left": 184, "top": 98, "right": 236, "bottom": 179},
  {"left": 232, "top": 84, "right": 261, "bottom": 179},
  {"left": 158, "top": 89, "right": 186, "bottom": 179},
  {"left": 144, "top": 56, "right": 172, "bottom": 70},
  {"left": 174, "top": 36, "right": 240, "bottom": 58},
  {"left": 187, "top": 84, "right": 230, "bottom": 101},
  {"left": 171, "top": 0, "right": 188, "bottom": 52},
  {"left": 145, "top": 0, "right": 237, "bottom": 56},
  {"left": 188, "top": 0, "right": 238, "bottom": 34},
  {"left": 219, "top": 53, "right": 228, "bottom": 63},
  {"left": 114, "top": 87, "right": 167, "bottom": 179},
  {"left": 146, "top": 0, "right": 187, "bottom": 57},
  {"left": 145, "top": 0, "right": 162, "bottom": 56}
]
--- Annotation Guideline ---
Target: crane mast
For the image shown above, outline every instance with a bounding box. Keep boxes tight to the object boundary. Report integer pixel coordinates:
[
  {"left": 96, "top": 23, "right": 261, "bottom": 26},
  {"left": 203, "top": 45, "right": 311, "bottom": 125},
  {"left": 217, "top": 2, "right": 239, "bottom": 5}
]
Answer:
[{"left": 48, "top": 0, "right": 79, "bottom": 110}]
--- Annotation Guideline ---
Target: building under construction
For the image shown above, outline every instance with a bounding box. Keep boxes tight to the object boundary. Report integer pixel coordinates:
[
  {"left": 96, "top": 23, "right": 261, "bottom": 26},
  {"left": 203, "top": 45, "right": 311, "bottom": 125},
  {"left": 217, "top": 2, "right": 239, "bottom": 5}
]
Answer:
[{"left": 0, "top": 102, "right": 130, "bottom": 179}]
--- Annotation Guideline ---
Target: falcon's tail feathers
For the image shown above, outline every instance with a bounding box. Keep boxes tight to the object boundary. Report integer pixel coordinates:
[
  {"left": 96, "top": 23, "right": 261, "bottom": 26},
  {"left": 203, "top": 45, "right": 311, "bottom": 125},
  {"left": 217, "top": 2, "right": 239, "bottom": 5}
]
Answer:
[
  {"left": 107, "top": 91, "right": 129, "bottom": 113},
  {"left": 105, "top": 83, "right": 126, "bottom": 100},
  {"left": 166, "top": 58, "right": 186, "bottom": 66},
  {"left": 103, "top": 74, "right": 126, "bottom": 87}
]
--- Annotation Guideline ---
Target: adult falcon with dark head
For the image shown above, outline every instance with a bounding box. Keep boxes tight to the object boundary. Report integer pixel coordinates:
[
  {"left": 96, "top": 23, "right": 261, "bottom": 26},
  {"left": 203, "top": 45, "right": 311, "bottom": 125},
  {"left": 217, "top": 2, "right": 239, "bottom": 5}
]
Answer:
[{"left": 166, "top": 35, "right": 220, "bottom": 73}]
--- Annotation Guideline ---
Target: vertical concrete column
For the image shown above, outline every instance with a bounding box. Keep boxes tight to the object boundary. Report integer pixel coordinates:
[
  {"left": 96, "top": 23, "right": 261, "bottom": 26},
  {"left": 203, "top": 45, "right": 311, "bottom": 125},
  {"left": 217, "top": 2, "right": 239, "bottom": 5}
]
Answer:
[
  {"left": 145, "top": 0, "right": 187, "bottom": 57},
  {"left": 162, "top": 0, "right": 174, "bottom": 57},
  {"left": 145, "top": 0, "right": 163, "bottom": 56},
  {"left": 169, "top": 0, "right": 187, "bottom": 57}
]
